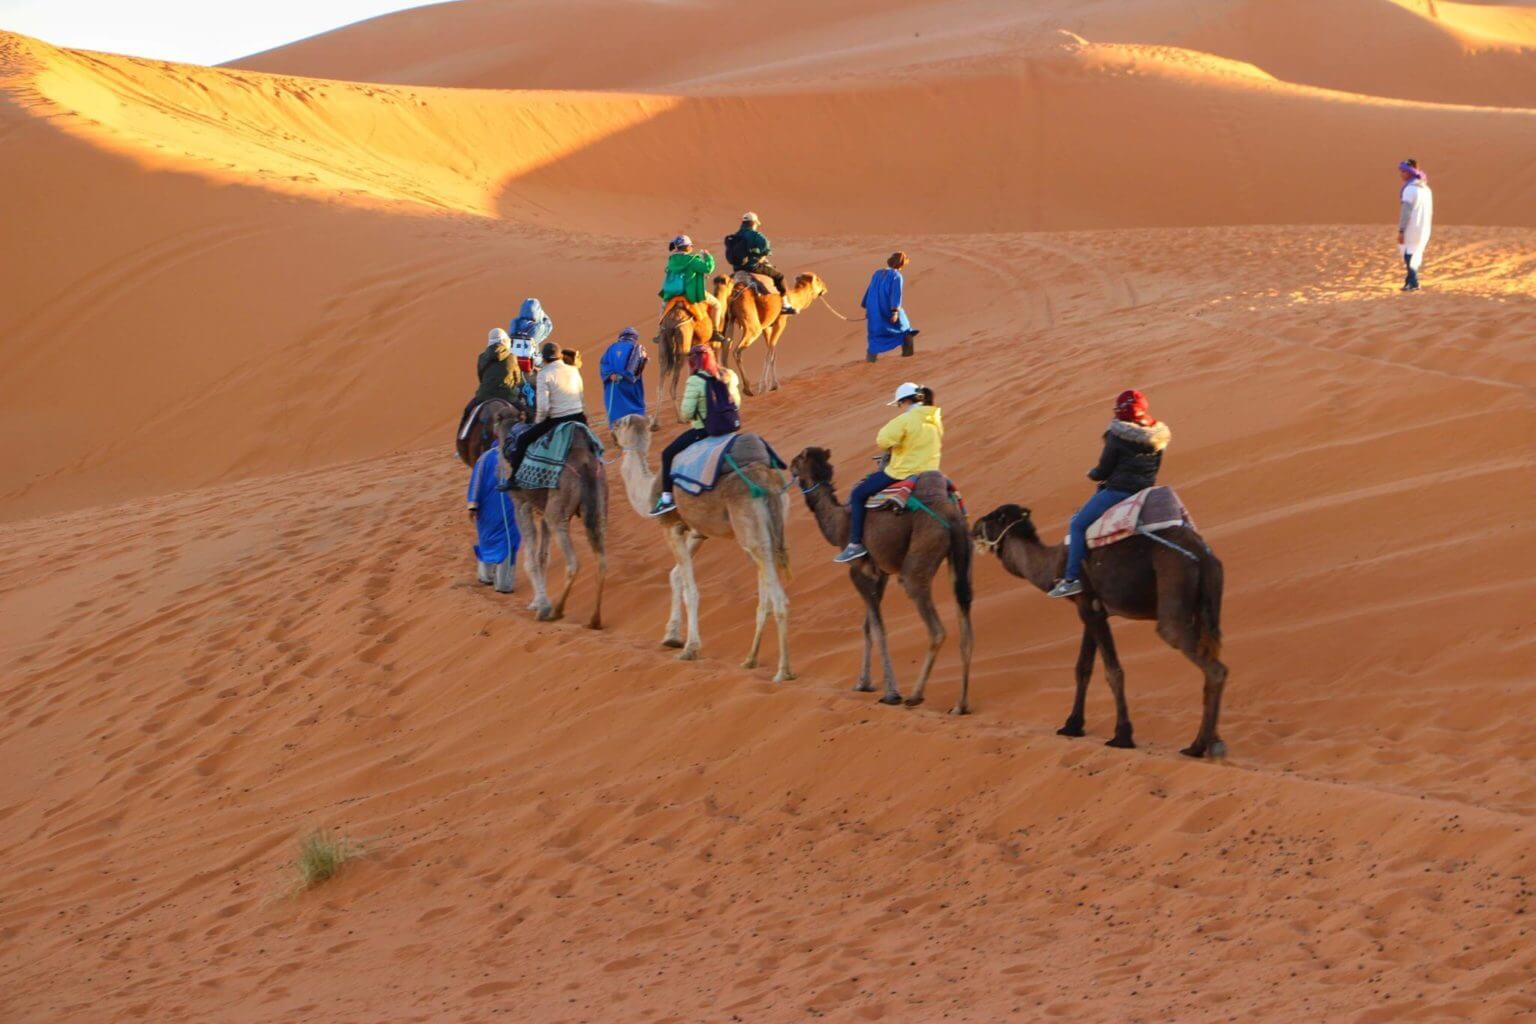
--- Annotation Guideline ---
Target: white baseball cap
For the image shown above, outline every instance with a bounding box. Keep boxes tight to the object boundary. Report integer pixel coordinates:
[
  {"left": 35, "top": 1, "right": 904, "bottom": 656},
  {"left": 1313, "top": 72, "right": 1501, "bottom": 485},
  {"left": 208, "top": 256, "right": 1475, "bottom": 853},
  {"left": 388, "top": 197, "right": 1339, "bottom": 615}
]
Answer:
[
  {"left": 741, "top": 211, "right": 760, "bottom": 223},
  {"left": 889, "top": 382, "right": 921, "bottom": 405}
]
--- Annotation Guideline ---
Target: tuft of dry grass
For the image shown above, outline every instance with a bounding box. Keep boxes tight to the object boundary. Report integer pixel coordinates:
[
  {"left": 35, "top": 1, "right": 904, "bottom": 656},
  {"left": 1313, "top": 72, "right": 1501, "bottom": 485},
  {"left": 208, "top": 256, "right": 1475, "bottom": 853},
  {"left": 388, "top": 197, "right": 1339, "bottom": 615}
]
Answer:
[{"left": 294, "top": 828, "right": 360, "bottom": 890}]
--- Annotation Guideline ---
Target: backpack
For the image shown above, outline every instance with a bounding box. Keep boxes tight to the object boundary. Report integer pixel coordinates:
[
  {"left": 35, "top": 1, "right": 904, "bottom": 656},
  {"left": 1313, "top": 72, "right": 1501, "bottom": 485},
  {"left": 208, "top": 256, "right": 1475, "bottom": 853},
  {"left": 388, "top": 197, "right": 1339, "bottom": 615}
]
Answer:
[
  {"left": 699, "top": 372, "right": 741, "bottom": 436},
  {"left": 723, "top": 232, "right": 750, "bottom": 270}
]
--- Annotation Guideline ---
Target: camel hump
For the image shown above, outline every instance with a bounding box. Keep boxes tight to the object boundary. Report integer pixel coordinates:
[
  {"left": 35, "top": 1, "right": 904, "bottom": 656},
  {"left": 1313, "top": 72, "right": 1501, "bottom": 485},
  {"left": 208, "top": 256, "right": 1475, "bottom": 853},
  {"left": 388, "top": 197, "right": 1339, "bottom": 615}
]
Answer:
[
  {"left": 727, "top": 433, "right": 774, "bottom": 467},
  {"left": 731, "top": 270, "right": 774, "bottom": 294}
]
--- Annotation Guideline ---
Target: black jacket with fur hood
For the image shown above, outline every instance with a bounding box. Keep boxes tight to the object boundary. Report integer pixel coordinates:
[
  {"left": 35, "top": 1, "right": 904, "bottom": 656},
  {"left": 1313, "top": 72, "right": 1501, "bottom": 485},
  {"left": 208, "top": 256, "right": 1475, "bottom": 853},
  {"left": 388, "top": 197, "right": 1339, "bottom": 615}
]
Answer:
[{"left": 1087, "top": 418, "right": 1171, "bottom": 493}]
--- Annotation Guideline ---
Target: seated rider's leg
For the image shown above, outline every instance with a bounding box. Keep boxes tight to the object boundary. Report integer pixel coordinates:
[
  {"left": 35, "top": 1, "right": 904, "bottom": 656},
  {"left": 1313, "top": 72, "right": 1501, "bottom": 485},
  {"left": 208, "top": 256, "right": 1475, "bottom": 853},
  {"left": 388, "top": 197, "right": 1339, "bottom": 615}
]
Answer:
[
  {"left": 847, "top": 471, "right": 898, "bottom": 546},
  {"left": 659, "top": 428, "right": 709, "bottom": 492},
  {"left": 1064, "top": 489, "right": 1133, "bottom": 581},
  {"left": 703, "top": 291, "right": 724, "bottom": 332}
]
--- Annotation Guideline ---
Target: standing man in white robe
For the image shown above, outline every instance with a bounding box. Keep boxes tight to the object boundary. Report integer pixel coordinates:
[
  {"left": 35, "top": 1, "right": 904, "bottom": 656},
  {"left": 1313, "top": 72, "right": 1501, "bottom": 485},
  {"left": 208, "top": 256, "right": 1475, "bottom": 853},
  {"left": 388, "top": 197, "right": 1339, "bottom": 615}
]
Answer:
[{"left": 1397, "top": 159, "right": 1433, "bottom": 292}]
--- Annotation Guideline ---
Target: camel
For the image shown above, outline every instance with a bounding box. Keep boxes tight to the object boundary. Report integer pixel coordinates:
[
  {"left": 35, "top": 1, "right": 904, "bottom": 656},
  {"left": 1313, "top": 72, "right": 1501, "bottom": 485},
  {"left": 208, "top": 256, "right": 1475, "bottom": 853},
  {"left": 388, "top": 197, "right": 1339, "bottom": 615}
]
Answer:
[
  {"left": 457, "top": 397, "right": 516, "bottom": 467},
  {"left": 611, "top": 415, "right": 793, "bottom": 681},
  {"left": 789, "top": 448, "right": 973, "bottom": 714},
  {"left": 722, "top": 271, "right": 828, "bottom": 396},
  {"left": 656, "top": 279, "right": 732, "bottom": 417},
  {"left": 495, "top": 416, "right": 608, "bottom": 628},
  {"left": 971, "top": 503, "right": 1227, "bottom": 758}
]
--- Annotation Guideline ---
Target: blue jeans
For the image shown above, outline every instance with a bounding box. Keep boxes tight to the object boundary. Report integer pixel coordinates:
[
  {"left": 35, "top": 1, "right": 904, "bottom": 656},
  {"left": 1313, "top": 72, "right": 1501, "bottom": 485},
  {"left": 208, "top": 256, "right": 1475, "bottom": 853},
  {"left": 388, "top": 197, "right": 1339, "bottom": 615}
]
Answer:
[
  {"left": 1404, "top": 252, "right": 1419, "bottom": 289},
  {"left": 848, "top": 471, "right": 898, "bottom": 546},
  {"left": 1064, "top": 488, "right": 1134, "bottom": 581}
]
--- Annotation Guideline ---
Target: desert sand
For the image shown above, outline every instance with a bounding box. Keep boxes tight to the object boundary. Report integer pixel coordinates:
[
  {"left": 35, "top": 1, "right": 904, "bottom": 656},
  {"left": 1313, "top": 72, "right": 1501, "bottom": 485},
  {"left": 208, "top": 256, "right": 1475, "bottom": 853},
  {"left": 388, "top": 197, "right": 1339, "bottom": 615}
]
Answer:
[{"left": 2, "top": 1, "right": 1534, "bottom": 1021}]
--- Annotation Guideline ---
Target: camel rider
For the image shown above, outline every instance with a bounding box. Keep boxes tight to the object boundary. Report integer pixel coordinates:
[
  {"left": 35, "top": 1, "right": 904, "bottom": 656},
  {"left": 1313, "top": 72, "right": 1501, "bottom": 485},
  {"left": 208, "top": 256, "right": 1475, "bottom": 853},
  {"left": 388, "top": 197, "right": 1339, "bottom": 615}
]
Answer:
[
  {"left": 724, "top": 212, "right": 796, "bottom": 314},
  {"left": 509, "top": 297, "right": 554, "bottom": 374},
  {"left": 834, "top": 382, "right": 941, "bottom": 563},
  {"left": 463, "top": 328, "right": 530, "bottom": 430},
  {"left": 1049, "top": 390, "right": 1171, "bottom": 598},
  {"left": 649, "top": 344, "right": 743, "bottom": 517},
  {"left": 505, "top": 341, "right": 587, "bottom": 485},
  {"left": 660, "top": 235, "right": 725, "bottom": 336}
]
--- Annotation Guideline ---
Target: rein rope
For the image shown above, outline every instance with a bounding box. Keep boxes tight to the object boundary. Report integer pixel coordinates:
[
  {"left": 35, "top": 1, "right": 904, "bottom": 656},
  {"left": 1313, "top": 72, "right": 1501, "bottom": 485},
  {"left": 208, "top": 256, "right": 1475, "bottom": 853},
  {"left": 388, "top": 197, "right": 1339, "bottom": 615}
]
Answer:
[
  {"left": 814, "top": 293, "right": 857, "bottom": 322},
  {"left": 974, "top": 517, "right": 1026, "bottom": 552}
]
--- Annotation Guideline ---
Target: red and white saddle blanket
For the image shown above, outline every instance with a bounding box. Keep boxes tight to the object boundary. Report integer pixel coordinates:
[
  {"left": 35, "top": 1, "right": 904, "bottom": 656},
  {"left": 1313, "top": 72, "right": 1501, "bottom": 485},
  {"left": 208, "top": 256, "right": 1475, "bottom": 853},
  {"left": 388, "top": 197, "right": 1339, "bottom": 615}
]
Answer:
[
  {"left": 865, "top": 477, "right": 966, "bottom": 515},
  {"left": 1078, "top": 486, "right": 1194, "bottom": 549}
]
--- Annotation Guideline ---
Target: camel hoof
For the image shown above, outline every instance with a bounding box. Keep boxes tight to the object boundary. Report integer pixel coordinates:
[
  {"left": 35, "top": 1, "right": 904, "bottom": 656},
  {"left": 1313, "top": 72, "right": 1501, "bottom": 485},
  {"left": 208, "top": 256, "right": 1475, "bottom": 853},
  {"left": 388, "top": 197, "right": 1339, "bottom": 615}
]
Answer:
[
  {"left": 949, "top": 704, "right": 970, "bottom": 716},
  {"left": 676, "top": 649, "right": 698, "bottom": 662},
  {"left": 903, "top": 696, "right": 925, "bottom": 708},
  {"left": 586, "top": 619, "right": 602, "bottom": 631},
  {"left": 1105, "top": 734, "right": 1136, "bottom": 750},
  {"left": 1057, "top": 723, "right": 1086, "bottom": 738},
  {"left": 741, "top": 658, "right": 758, "bottom": 670},
  {"left": 853, "top": 682, "right": 875, "bottom": 692},
  {"left": 878, "top": 694, "right": 903, "bottom": 706},
  {"left": 1209, "top": 740, "right": 1228, "bottom": 759},
  {"left": 773, "top": 672, "right": 797, "bottom": 683},
  {"left": 662, "top": 637, "right": 685, "bottom": 649}
]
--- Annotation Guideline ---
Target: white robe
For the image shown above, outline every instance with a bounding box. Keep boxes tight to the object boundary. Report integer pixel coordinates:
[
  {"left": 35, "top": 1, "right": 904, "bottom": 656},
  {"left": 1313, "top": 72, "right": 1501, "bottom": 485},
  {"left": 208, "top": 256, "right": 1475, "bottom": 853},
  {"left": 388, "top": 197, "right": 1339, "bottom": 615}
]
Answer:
[{"left": 1399, "top": 181, "right": 1433, "bottom": 270}]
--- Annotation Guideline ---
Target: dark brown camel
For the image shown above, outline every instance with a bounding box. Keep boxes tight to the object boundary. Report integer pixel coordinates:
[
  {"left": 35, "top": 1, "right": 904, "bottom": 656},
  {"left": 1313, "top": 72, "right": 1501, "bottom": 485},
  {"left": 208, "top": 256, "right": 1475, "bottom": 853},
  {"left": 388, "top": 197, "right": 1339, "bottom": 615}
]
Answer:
[
  {"left": 971, "top": 503, "right": 1227, "bottom": 758},
  {"left": 790, "top": 447, "right": 973, "bottom": 713},
  {"left": 456, "top": 397, "right": 517, "bottom": 467}
]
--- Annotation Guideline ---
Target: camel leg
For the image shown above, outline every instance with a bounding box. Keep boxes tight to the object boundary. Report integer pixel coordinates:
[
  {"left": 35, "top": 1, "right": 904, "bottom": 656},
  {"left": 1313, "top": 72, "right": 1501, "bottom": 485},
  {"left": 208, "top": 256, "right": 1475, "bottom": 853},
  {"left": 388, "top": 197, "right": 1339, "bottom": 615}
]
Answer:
[
  {"left": 1058, "top": 629, "right": 1096, "bottom": 737},
  {"left": 767, "top": 562, "right": 793, "bottom": 683},
  {"left": 743, "top": 568, "right": 767, "bottom": 670},
  {"left": 518, "top": 505, "right": 551, "bottom": 618},
  {"left": 856, "top": 610, "right": 875, "bottom": 691},
  {"left": 666, "top": 529, "right": 702, "bottom": 660},
  {"left": 764, "top": 320, "right": 786, "bottom": 392},
  {"left": 951, "top": 605, "right": 974, "bottom": 716},
  {"left": 663, "top": 563, "right": 686, "bottom": 648},
  {"left": 1080, "top": 603, "right": 1133, "bottom": 748},
  {"left": 583, "top": 512, "right": 606, "bottom": 633},
  {"left": 851, "top": 568, "right": 900, "bottom": 703},
  {"left": 900, "top": 576, "right": 947, "bottom": 709},
  {"left": 544, "top": 515, "right": 578, "bottom": 622},
  {"left": 1181, "top": 656, "right": 1229, "bottom": 759}
]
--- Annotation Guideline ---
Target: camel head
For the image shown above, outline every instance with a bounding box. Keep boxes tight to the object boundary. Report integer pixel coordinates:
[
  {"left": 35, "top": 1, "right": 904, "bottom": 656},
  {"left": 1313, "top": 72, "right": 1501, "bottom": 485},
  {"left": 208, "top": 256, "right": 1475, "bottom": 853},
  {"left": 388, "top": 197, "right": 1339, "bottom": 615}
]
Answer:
[
  {"left": 610, "top": 414, "right": 652, "bottom": 455},
  {"left": 794, "top": 272, "right": 827, "bottom": 300},
  {"left": 491, "top": 408, "right": 521, "bottom": 445},
  {"left": 789, "top": 446, "right": 834, "bottom": 495},
  {"left": 972, "top": 504, "right": 1036, "bottom": 554}
]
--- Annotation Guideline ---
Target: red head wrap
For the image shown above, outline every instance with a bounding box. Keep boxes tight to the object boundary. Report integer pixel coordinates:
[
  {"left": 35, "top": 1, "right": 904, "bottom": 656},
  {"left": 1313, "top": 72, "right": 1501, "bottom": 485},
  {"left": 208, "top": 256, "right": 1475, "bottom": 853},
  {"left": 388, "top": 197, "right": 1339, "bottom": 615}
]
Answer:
[
  {"left": 688, "top": 343, "right": 720, "bottom": 377},
  {"left": 1114, "top": 389, "right": 1152, "bottom": 424}
]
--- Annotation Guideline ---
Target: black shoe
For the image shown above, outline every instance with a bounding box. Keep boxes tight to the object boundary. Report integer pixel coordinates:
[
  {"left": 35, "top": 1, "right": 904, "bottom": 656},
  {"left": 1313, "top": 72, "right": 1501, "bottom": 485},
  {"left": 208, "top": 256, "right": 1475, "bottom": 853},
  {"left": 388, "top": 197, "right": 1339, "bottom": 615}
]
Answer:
[
  {"left": 904, "top": 329, "right": 920, "bottom": 338},
  {"left": 779, "top": 303, "right": 798, "bottom": 315}
]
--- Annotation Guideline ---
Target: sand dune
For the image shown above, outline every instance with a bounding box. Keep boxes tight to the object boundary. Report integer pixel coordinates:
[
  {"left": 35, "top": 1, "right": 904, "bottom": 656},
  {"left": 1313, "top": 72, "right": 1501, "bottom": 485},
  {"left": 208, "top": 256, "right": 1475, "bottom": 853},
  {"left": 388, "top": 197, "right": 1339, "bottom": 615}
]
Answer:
[{"left": 3, "top": 1, "right": 1535, "bottom": 1021}]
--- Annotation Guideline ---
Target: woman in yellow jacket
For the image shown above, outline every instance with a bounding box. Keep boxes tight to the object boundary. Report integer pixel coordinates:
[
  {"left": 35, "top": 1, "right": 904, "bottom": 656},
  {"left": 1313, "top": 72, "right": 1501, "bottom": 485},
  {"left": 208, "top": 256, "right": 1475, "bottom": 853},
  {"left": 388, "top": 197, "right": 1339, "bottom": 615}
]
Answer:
[{"left": 834, "top": 382, "right": 942, "bottom": 563}]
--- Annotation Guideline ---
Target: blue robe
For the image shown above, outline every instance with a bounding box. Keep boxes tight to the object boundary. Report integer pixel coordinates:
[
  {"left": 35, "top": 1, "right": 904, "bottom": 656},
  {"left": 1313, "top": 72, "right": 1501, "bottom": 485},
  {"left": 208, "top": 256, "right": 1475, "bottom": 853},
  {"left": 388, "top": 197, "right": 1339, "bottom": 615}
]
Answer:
[
  {"left": 861, "top": 268, "right": 911, "bottom": 355},
  {"left": 467, "top": 446, "right": 520, "bottom": 565},
  {"left": 599, "top": 335, "right": 648, "bottom": 425}
]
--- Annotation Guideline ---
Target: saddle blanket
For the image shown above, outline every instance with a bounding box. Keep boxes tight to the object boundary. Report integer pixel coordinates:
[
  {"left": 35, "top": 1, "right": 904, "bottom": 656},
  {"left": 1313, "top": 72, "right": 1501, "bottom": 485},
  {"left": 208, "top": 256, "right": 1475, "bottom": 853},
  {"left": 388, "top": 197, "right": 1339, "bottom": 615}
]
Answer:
[
  {"left": 514, "top": 421, "right": 604, "bottom": 490},
  {"left": 672, "top": 433, "right": 786, "bottom": 496},
  {"left": 1082, "top": 486, "right": 1194, "bottom": 549},
  {"left": 865, "top": 476, "right": 966, "bottom": 516},
  {"left": 731, "top": 270, "right": 775, "bottom": 295},
  {"left": 459, "top": 400, "right": 491, "bottom": 441}
]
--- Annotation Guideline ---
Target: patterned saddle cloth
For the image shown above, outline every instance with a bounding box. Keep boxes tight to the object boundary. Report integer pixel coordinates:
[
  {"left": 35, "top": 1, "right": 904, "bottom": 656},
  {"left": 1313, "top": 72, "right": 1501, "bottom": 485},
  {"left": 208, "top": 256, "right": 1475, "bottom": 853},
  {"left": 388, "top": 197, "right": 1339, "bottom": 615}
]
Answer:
[
  {"left": 865, "top": 476, "right": 966, "bottom": 516},
  {"left": 672, "top": 433, "right": 786, "bottom": 496},
  {"left": 514, "top": 421, "right": 604, "bottom": 490},
  {"left": 730, "top": 270, "right": 775, "bottom": 295},
  {"left": 1083, "top": 486, "right": 1194, "bottom": 549}
]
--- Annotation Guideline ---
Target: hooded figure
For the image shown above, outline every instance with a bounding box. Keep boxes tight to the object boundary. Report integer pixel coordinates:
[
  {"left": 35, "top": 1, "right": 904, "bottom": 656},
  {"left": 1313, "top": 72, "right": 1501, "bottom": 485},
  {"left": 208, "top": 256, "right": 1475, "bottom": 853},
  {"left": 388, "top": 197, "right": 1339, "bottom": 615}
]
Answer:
[
  {"left": 600, "top": 327, "right": 649, "bottom": 425},
  {"left": 467, "top": 440, "right": 520, "bottom": 580},
  {"left": 862, "top": 252, "right": 918, "bottom": 360},
  {"left": 1397, "top": 160, "right": 1433, "bottom": 291},
  {"left": 509, "top": 298, "right": 554, "bottom": 371}
]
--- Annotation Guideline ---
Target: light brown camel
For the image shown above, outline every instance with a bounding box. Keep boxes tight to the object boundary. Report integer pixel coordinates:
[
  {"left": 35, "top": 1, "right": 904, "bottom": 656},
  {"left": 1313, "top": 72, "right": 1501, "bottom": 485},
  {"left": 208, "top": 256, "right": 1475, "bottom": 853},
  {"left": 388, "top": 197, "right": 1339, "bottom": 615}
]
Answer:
[
  {"left": 789, "top": 447, "right": 973, "bottom": 713},
  {"left": 611, "top": 414, "right": 793, "bottom": 681},
  {"left": 496, "top": 416, "right": 608, "bottom": 628},
  {"left": 971, "top": 503, "right": 1227, "bottom": 758},
  {"left": 723, "top": 271, "right": 828, "bottom": 396},
  {"left": 656, "top": 297, "right": 715, "bottom": 419}
]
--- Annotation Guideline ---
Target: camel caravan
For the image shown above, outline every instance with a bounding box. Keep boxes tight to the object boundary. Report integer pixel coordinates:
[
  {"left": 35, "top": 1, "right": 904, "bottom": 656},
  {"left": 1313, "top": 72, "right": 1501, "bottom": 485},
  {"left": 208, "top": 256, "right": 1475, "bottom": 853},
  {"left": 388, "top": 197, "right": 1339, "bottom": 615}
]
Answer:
[{"left": 454, "top": 214, "right": 1230, "bottom": 759}]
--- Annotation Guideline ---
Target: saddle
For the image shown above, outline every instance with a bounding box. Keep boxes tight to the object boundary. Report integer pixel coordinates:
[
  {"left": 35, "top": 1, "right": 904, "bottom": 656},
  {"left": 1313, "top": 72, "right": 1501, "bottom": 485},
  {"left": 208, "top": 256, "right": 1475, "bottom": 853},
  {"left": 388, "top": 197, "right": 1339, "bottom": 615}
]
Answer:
[
  {"left": 668, "top": 433, "right": 786, "bottom": 497},
  {"left": 865, "top": 476, "right": 966, "bottom": 516},
  {"left": 730, "top": 270, "right": 775, "bottom": 296},
  {"left": 661, "top": 295, "right": 713, "bottom": 338},
  {"left": 1081, "top": 486, "right": 1193, "bottom": 549},
  {"left": 514, "top": 421, "right": 604, "bottom": 490}
]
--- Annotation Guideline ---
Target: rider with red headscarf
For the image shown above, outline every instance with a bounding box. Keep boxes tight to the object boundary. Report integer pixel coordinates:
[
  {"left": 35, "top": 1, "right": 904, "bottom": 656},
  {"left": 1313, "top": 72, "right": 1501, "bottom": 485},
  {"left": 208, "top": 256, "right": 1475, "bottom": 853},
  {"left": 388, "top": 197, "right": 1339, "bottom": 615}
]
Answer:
[
  {"left": 649, "top": 344, "right": 743, "bottom": 516},
  {"left": 1049, "top": 390, "right": 1172, "bottom": 598}
]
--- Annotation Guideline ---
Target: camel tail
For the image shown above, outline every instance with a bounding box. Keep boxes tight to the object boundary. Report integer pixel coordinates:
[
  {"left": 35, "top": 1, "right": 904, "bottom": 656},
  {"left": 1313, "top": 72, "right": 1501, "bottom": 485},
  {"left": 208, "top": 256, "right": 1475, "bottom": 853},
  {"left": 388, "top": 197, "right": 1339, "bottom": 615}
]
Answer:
[
  {"left": 1197, "top": 549, "right": 1224, "bottom": 661},
  {"left": 580, "top": 444, "right": 607, "bottom": 554},
  {"left": 760, "top": 470, "right": 792, "bottom": 584}
]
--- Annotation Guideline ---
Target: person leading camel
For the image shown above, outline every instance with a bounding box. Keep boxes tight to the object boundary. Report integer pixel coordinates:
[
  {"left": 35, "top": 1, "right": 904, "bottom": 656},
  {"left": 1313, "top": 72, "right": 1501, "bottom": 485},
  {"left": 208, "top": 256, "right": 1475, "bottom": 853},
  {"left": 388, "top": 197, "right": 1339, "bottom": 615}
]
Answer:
[
  {"left": 834, "top": 382, "right": 942, "bottom": 563},
  {"left": 506, "top": 341, "right": 587, "bottom": 485},
  {"left": 660, "top": 235, "right": 724, "bottom": 336},
  {"left": 649, "top": 344, "right": 743, "bottom": 516},
  {"left": 725, "top": 212, "right": 796, "bottom": 314},
  {"left": 1049, "top": 389, "right": 1171, "bottom": 598},
  {"left": 599, "top": 327, "right": 648, "bottom": 427},
  {"left": 862, "top": 251, "right": 919, "bottom": 362}
]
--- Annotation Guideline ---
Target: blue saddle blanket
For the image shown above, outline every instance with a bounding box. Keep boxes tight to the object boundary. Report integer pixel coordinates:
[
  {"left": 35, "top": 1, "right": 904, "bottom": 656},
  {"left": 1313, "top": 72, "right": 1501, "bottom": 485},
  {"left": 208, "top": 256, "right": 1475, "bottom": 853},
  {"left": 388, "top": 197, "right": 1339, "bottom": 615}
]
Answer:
[
  {"left": 514, "top": 421, "right": 605, "bottom": 490},
  {"left": 672, "top": 433, "right": 785, "bottom": 496}
]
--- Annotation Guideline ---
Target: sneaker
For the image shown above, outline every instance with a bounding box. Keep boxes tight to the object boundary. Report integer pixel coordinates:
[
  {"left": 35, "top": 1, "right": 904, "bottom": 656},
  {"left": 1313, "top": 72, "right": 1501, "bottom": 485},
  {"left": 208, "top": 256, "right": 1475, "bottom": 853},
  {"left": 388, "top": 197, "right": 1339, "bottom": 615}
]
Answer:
[
  {"left": 1047, "top": 578, "right": 1083, "bottom": 599},
  {"left": 833, "top": 543, "right": 868, "bottom": 563},
  {"left": 779, "top": 303, "right": 798, "bottom": 316},
  {"left": 649, "top": 496, "right": 677, "bottom": 517}
]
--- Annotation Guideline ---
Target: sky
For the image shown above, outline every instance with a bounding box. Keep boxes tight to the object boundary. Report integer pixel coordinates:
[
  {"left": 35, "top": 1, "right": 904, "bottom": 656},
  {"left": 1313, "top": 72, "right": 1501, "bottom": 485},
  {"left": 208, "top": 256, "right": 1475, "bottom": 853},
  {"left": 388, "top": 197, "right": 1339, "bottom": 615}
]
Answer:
[{"left": 0, "top": 0, "right": 440, "bottom": 66}]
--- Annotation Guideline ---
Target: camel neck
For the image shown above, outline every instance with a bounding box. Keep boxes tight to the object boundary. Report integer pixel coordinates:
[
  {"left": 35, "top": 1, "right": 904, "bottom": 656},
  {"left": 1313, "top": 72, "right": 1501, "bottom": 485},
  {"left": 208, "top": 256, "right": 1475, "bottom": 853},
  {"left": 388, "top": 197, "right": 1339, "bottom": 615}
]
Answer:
[
  {"left": 1001, "top": 531, "right": 1063, "bottom": 592},
  {"left": 617, "top": 446, "right": 657, "bottom": 517},
  {"left": 801, "top": 482, "right": 850, "bottom": 548}
]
